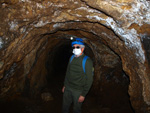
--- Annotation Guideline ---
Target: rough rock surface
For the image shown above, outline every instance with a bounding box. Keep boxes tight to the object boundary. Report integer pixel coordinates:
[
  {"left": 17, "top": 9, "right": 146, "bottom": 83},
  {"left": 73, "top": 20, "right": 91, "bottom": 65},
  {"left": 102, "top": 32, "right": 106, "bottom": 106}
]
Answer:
[{"left": 0, "top": 0, "right": 150, "bottom": 113}]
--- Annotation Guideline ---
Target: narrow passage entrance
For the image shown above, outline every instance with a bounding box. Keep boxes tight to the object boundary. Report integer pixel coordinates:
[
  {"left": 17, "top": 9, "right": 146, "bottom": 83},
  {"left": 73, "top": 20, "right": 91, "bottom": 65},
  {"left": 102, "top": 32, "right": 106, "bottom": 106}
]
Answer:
[{"left": 0, "top": 40, "right": 134, "bottom": 113}]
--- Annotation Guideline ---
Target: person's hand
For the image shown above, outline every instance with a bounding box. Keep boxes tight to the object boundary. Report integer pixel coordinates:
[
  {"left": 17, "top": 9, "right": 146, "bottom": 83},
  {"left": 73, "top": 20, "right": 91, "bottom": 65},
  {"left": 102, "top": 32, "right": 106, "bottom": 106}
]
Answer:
[
  {"left": 78, "top": 95, "right": 85, "bottom": 102},
  {"left": 62, "top": 86, "right": 65, "bottom": 93}
]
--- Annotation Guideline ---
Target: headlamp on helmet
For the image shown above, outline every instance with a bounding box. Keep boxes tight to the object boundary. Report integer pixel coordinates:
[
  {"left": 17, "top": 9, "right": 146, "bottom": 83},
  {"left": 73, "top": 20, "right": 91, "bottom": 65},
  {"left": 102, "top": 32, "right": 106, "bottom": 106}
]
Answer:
[{"left": 71, "top": 37, "right": 84, "bottom": 47}]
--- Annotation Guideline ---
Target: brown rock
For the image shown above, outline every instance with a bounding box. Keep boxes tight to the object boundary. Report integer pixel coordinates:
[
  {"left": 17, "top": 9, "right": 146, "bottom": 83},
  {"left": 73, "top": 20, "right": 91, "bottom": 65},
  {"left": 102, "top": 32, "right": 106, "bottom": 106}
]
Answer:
[{"left": 0, "top": 0, "right": 150, "bottom": 113}]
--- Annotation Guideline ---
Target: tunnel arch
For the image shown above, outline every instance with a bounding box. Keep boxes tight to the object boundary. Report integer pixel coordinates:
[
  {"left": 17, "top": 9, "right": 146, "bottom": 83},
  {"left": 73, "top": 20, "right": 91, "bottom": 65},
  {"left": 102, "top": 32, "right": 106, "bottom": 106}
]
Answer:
[
  {"left": 42, "top": 35, "right": 134, "bottom": 112},
  {"left": 0, "top": 25, "right": 146, "bottom": 112},
  {"left": 38, "top": 22, "right": 149, "bottom": 112},
  {"left": 41, "top": 37, "right": 134, "bottom": 111},
  {"left": 0, "top": 21, "right": 147, "bottom": 113},
  {"left": 0, "top": 1, "right": 150, "bottom": 113}
]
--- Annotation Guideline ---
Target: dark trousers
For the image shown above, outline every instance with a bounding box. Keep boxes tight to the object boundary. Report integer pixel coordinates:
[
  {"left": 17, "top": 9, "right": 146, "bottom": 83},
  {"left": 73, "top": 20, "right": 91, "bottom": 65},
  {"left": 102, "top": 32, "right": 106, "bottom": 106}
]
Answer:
[{"left": 62, "top": 87, "right": 83, "bottom": 113}]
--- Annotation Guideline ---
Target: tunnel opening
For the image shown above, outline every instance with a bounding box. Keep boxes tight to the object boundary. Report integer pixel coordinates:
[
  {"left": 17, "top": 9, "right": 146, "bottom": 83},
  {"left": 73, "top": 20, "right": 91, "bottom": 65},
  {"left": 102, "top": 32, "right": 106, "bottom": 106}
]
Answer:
[
  {"left": 46, "top": 40, "right": 72, "bottom": 81},
  {"left": 0, "top": 37, "right": 134, "bottom": 113},
  {"left": 44, "top": 37, "right": 135, "bottom": 113},
  {"left": 0, "top": 36, "right": 135, "bottom": 113}
]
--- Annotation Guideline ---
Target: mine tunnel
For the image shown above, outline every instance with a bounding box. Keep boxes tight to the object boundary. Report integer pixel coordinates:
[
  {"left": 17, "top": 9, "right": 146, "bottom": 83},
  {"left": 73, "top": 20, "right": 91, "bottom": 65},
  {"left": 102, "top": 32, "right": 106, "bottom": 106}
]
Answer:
[
  {"left": 0, "top": 0, "right": 150, "bottom": 113},
  {"left": 45, "top": 38, "right": 134, "bottom": 113},
  {"left": 0, "top": 34, "right": 135, "bottom": 113}
]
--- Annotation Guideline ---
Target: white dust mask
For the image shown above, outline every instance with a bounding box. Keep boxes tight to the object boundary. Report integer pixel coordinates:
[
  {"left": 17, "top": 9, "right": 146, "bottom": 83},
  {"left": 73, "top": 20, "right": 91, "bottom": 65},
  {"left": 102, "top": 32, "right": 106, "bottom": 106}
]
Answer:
[{"left": 73, "top": 48, "right": 82, "bottom": 56}]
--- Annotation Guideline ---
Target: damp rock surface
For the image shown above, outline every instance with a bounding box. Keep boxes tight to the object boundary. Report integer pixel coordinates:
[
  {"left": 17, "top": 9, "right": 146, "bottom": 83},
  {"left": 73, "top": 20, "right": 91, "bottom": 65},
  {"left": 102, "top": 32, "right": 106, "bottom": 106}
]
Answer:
[{"left": 0, "top": 0, "right": 150, "bottom": 113}]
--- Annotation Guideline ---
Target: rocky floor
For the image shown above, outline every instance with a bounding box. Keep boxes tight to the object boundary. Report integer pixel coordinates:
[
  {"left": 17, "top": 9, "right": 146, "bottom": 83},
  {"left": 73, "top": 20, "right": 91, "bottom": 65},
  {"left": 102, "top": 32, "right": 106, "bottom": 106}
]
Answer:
[{"left": 0, "top": 74, "right": 134, "bottom": 113}]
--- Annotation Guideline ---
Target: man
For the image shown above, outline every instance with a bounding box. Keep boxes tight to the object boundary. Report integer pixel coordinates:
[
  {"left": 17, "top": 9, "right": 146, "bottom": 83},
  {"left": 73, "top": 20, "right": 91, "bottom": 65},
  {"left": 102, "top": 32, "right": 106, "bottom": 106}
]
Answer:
[{"left": 62, "top": 37, "right": 93, "bottom": 113}]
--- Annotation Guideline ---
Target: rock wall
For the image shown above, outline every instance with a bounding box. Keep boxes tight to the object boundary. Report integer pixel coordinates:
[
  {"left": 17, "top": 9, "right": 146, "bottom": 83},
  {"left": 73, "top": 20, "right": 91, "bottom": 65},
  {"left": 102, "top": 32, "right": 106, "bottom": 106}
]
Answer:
[{"left": 0, "top": 0, "right": 150, "bottom": 112}]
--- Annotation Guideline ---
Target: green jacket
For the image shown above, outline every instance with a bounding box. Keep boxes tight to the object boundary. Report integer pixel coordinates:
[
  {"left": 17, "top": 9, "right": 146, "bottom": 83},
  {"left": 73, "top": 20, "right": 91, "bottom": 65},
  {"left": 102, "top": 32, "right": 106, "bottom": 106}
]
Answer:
[{"left": 64, "top": 54, "right": 93, "bottom": 97}]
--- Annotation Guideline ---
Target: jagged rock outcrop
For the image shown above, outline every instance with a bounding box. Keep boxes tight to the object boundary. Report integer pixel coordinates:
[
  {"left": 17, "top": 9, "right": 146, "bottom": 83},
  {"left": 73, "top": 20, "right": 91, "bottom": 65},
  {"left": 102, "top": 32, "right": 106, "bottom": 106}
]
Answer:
[{"left": 0, "top": 0, "right": 150, "bottom": 113}]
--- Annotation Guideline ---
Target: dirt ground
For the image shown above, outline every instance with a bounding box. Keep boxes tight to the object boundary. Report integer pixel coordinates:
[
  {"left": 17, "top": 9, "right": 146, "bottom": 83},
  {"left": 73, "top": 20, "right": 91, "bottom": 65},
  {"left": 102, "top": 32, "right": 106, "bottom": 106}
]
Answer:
[{"left": 0, "top": 75, "right": 134, "bottom": 113}]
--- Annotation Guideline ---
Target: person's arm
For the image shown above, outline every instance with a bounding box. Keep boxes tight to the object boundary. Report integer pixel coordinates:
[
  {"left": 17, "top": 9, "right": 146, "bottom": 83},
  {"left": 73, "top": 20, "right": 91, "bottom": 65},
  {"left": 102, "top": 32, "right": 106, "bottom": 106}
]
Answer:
[
  {"left": 62, "top": 86, "right": 65, "bottom": 93},
  {"left": 81, "top": 58, "right": 93, "bottom": 97}
]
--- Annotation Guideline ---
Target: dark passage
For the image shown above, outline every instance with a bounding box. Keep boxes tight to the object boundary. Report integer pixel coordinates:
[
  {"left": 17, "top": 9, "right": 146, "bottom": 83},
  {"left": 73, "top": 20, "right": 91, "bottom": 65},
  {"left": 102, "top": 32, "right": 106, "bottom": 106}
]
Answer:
[{"left": 0, "top": 41, "right": 134, "bottom": 113}]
